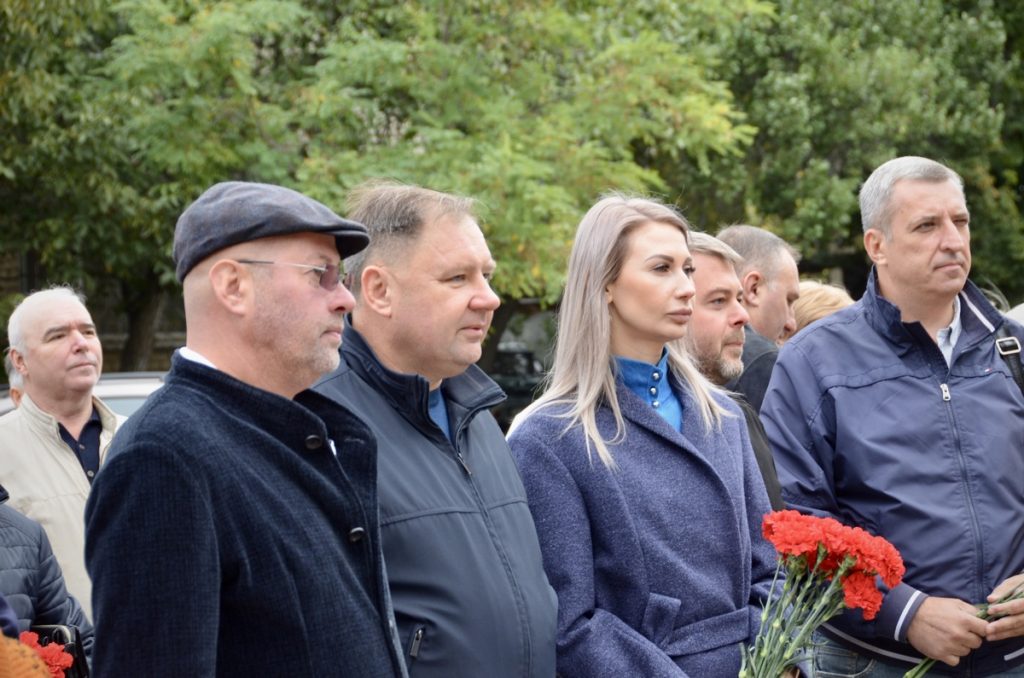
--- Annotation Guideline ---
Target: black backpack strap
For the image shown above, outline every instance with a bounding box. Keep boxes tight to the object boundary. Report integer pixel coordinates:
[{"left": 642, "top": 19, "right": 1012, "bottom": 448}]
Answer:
[{"left": 996, "top": 324, "right": 1024, "bottom": 397}]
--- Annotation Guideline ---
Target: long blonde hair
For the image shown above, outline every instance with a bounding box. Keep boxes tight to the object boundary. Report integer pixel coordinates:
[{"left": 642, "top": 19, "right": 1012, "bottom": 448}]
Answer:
[{"left": 509, "top": 195, "right": 726, "bottom": 468}]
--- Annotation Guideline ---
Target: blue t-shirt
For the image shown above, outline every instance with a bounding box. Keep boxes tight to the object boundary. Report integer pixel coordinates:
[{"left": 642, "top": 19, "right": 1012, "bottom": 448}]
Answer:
[{"left": 428, "top": 387, "right": 452, "bottom": 442}]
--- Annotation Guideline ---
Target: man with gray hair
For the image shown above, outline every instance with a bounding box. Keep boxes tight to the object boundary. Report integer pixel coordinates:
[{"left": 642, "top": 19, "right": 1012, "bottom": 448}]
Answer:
[
  {"left": 716, "top": 224, "right": 801, "bottom": 411},
  {"left": 315, "top": 181, "right": 557, "bottom": 678},
  {"left": 762, "top": 156, "right": 1024, "bottom": 675},
  {"left": 684, "top": 231, "right": 784, "bottom": 510},
  {"left": 0, "top": 287, "right": 120, "bottom": 620}
]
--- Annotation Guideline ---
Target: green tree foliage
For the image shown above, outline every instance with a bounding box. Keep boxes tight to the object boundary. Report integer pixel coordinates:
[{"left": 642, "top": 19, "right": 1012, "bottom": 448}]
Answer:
[
  {"left": 2, "top": 0, "right": 1024, "bottom": 366},
  {"left": 1, "top": 0, "right": 763, "bottom": 365},
  {"left": 675, "top": 0, "right": 1024, "bottom": 297},
  {"left": 297, "top": 0, "right": 764, "bottom": 303}
]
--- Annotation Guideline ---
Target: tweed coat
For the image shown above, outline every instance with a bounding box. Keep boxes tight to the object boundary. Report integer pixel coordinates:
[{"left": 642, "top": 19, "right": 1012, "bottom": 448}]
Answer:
[{"left": 508, "top": 376, "right": 776, "bottom": 677}]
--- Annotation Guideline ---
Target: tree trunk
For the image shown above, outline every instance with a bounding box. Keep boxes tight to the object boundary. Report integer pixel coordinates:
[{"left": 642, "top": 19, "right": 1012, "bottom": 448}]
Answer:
[
  {"left": 479, "top": 299, "right": 517, "bottom": 373},
  {"left": 119, "top": 285, "right": 166, "bottom": 371}
]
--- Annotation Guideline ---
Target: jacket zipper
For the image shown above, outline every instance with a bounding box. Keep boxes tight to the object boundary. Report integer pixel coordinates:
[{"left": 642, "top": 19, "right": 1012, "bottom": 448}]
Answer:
[
  {"left": 940, "top": 381, "right": 986, "bottom": 604},
  {"left": 408, "top": 626, "right": 424, "bottom": 660},
  {"left": 450, "top": 418, "right": 532, "bottom": 674},
  {"left": 455, "top": 451, "right": 472, "bottom": 476}
]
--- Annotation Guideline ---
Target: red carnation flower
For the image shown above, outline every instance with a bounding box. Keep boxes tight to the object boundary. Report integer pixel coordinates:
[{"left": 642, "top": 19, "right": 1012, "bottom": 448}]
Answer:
[
  {"left": 742, "top": 511, "right": 905, "bottom": 677},
  {"left": 19, "top": 631, "right": 74, "bottom": 678}
]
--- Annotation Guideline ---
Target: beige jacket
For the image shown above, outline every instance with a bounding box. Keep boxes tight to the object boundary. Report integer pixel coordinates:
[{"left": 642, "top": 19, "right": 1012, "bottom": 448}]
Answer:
[{"left": 0, "top": 394, "right": 121, "bottom": 620}]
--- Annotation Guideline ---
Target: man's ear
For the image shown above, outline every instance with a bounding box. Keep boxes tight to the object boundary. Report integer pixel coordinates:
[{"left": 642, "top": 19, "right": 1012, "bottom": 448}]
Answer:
[
  {"left": 360, "top": 265, "right": 394, "bottom": 318},
  {"left": 9, "top": 349, "right": 27, "bottom": 376},
  {"left": 208, "top": 259, "right": 253, "bottom": 317},
  {"left": 741, "top": 270, "right": 765, "bottom": 308},
  {"left": 864, "top": 229, "right": 887, "bottom": 266}
]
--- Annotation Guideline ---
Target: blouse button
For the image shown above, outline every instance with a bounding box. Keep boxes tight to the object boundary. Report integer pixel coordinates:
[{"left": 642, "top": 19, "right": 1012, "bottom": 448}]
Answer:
[
  {"left": 652, "top": 400, "right": 661, "bottom": 408},
  {"left": 649, "top": 387, "right": 657, "bottom": 396},
  {"left": 652, "top": 371, "right": 661, "bottom": 380}
]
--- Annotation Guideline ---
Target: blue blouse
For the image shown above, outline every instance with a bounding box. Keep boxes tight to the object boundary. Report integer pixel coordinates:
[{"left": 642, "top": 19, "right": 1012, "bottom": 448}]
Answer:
[{"left": 614, "top": 351, "right": 683, "bottom": 433}]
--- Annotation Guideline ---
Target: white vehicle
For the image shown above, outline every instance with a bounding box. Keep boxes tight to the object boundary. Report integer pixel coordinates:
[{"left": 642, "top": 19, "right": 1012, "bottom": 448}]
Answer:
[{"left": 0, "top": 372, "right": 166, "bottom": 418}]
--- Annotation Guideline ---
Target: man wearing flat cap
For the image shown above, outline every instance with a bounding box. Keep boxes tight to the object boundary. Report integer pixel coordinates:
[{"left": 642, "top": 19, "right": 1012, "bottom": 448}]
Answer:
[{"left": 85, "top": 182, "right": 408, "bottom": 677}]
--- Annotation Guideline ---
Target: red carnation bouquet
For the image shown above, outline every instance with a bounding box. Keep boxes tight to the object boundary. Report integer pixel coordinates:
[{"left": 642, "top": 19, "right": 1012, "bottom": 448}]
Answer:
[
  {"left": 19, "top": 631, "right": 75, "bottom": 678},
  {"left": 740, "top": 510, "right": 905, "bottom": 677}
]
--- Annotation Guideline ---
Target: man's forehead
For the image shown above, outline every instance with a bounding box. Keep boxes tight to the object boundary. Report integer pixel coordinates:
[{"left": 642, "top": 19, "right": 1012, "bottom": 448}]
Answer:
[
  {"left": 892, "top": 178, "right": 967, "bottom": 210},
  {"left": 767, "top": 251, "right": 799, "bottom": 288},
  {"left": 238, "top": 230, "right": 340, "bottom": 260},
  {"left": 25, "top": 299, "right": 92, "bottom": 336},
  {"left": 693, "top": 253, "right": 741, "bottom": 289},
  {"left": 417, "top": 215, "right": 494, "bottom": 267},
  {"left": 42, "top": 319, "right": 95, "bottom": 335}
]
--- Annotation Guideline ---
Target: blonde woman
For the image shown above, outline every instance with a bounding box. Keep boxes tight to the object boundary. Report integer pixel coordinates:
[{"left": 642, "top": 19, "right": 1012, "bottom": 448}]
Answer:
[
  {"left": 789, "top": 280, "right": 855, "bottom": 338},
  {"left": 507, "top": 195, "right": 775, "bottom": 677}
]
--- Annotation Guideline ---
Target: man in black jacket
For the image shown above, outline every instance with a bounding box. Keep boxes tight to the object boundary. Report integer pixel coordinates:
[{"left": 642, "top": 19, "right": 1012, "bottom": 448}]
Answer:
[
  {"left": 86, "top": 182, "right": 407, "bottom": 677},
  {"left": 316, "top": 181, "right": 557, "bottom": 678},
  {"left": 683, "top": 232, "right": 785, "bottom": 510},
  {"left": 716, "top": 224, "right": 801, "bottom": 412}
]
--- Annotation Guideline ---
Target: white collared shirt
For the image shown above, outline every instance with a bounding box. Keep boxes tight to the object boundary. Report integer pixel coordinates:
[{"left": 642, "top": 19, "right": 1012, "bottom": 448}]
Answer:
[
  {"left": 936, "top": 296, "right": 963, "bottom": 367},
  {"left": 178, "top": 346, "right": 217, "bottom": 370}
]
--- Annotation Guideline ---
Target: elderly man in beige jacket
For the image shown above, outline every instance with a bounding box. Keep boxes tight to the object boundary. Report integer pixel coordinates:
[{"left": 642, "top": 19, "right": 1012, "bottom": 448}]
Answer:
[{"left": 0, "top": 286, "right": 121, "bottom": 620}]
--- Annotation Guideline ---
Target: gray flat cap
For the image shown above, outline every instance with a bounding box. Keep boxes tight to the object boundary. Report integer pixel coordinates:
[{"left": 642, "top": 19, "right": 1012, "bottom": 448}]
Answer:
[{"left": 173, "top": 181, "right": 369, "bottom": 282}]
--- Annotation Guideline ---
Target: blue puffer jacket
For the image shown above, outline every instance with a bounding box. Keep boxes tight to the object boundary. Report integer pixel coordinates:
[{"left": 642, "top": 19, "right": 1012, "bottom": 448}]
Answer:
[
  {"left": 762, "top": 270, "right": 1024, "bottom": 676},
  {"left": 0, "top": 484, "right": 94, "bottom": 659}
]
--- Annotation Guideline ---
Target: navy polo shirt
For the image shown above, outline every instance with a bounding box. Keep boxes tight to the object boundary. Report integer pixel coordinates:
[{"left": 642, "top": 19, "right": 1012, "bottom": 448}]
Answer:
[{"left": 58, "top": 407, "right": 102, "bottom": 482}]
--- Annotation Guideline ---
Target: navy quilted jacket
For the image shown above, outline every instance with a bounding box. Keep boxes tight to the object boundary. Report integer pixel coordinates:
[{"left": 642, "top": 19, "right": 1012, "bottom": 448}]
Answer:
[{"left": 0, "top": 484, "right": 94, "bottom": 657}]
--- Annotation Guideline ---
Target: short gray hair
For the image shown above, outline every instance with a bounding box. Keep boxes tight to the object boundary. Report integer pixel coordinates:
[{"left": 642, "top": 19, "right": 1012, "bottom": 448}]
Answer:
[
  {"left": 7, "top": 286, "right": 87, "bottom": 353},
  {"left": 343, "top": 180, "right": 476, "bottom": 294},
  {"left": 687, "top": 231, "right": 743, "bottom": 270},
  {"left": 716, "top": 224, "right": 800, "bottom": 282},
  {"left": 859, "top": 156, "right": 964, "bottom": 236}
]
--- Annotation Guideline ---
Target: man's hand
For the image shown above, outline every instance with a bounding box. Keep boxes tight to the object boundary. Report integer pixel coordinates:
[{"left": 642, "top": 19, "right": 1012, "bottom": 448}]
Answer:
[
  {"left": 986, "top": 574, "right": 1024, "bottom": 642},
  {"left": 907, "top": 596, "right": 986, "bottom": 667}
]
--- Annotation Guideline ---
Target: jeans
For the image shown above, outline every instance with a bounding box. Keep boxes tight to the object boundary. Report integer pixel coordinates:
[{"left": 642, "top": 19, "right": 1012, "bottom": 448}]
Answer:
[{"left": 810, "top": 632, "right": 1024, "bottom": 677}]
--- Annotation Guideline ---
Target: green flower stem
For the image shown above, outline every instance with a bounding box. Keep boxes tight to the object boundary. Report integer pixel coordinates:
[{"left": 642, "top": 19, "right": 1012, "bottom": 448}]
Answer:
[
  {"left": 755, "top": 562, "right": 802, "bottom": 665},
  {"left": 902, "top": 658, "right": 934, "bottom": 678},
  {"left": 746, "top": 559, "right": 802, "bottom": 675},
  {"left": 785, "top": 575, "right": 846, "bottom": 660},
  {"left": 747, "top": 552, "right": 861, "bottom": 677},
  {"left": 777, "top": 571, "right": 845, "bottom": 667}
]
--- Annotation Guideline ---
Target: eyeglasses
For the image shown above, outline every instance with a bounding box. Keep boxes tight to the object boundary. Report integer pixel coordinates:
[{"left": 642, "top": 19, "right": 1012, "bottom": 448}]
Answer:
[{"left": 235, "top": 259, "right": 344, "bottom": 291}]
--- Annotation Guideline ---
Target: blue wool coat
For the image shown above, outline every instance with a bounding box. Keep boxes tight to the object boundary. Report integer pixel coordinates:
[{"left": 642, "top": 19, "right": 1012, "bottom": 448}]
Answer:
[{"left": 508, "top": 378, "right": 776, "bottom": 677}]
